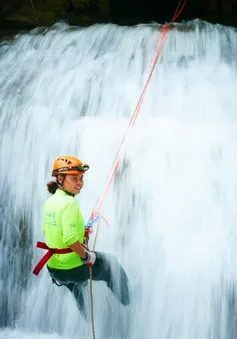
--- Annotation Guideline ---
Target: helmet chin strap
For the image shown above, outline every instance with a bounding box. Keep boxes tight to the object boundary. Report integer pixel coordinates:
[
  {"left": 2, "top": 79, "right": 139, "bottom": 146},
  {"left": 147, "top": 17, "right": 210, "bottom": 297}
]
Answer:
[
  {"left": 56, "top": 175, "right": 65, "bottom": 189},
  {"left": 56, "top": 175, "right": 75, "bottom": 197}
]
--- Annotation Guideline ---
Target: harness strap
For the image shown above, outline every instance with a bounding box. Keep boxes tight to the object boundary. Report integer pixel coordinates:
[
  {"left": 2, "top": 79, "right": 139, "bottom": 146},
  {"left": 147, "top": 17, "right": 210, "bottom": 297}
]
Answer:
[{"left": 32, "top": 241, "right": 72, "bottom": 276}]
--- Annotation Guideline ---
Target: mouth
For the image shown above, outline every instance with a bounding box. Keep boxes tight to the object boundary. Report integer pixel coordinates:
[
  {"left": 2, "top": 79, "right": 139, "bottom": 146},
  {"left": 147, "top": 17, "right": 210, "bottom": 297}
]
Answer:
[{"left": 75, "top": 186, "right": 82, "bottom": 190}]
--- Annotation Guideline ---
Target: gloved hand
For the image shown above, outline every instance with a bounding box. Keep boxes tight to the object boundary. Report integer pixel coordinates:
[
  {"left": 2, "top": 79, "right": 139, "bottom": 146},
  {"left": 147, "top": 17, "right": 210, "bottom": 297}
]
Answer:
[{"left": 82, "top": 250, "right": 96, "bottom": 266}]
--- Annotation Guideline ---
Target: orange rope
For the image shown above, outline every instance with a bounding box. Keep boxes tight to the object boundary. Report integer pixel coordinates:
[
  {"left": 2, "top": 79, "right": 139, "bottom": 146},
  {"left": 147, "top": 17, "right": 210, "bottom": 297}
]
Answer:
[
  {"left": 88, "top": 2, "right": 188, "bottom": 338},
  {"left": 89, "top": 0, "right": 188, "bottom": 220}
]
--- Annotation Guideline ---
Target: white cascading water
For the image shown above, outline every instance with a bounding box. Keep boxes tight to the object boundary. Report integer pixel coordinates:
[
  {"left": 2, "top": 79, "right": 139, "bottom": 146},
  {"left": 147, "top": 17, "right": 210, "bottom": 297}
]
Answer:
[{"left": 1, "top": 20, "right": 237, "bottom": 339}]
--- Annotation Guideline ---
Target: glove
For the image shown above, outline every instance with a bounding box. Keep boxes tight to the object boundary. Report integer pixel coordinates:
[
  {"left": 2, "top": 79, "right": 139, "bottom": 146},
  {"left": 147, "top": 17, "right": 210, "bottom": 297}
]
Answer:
[{"left": 82, "top": 251, "right": 96, "bottom": 266}]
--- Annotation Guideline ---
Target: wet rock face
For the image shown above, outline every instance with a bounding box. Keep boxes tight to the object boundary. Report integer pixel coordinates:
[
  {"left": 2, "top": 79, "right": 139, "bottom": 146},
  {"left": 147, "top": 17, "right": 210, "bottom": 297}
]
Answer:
[{"left": 0, "top": 0, "right": 111, "bottom": 29}]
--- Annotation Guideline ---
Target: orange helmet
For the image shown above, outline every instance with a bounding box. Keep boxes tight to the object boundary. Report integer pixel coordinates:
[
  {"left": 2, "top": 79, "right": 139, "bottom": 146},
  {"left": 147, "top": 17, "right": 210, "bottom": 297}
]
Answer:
[{"left": 52, "top": 156, "right": 89, "bottom": 177}]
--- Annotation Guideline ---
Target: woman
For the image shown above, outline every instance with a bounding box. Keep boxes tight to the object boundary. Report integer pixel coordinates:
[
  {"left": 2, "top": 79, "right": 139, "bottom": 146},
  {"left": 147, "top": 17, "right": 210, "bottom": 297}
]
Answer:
[{"left": 36, "top": 155, "right": 131, "bottom": 319}]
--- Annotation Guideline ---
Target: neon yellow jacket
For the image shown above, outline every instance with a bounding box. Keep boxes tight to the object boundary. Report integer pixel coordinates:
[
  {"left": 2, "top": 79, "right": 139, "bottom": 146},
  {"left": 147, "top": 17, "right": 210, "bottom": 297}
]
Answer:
[{"left": 43, "top": 189, "right": 85, "bottom": 270}]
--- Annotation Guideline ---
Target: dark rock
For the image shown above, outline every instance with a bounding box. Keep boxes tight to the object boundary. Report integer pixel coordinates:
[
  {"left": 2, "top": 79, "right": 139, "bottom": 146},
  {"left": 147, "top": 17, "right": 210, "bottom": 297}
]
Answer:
[{"left": 0, "top": 0, "right": 111, "bottom": 31}]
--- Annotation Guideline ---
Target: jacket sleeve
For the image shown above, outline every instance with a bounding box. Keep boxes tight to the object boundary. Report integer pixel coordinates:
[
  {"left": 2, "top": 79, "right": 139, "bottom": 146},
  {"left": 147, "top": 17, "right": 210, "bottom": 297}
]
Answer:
[{"left": 61, "top": 199, "right": 82, "bottom": 246}]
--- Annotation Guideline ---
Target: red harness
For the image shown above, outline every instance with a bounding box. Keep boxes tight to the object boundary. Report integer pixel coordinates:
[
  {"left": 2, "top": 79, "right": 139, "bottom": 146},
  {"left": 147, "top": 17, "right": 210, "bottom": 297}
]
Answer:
[{"left": 32, "top": 241, "right": 72, "bottom": 276}]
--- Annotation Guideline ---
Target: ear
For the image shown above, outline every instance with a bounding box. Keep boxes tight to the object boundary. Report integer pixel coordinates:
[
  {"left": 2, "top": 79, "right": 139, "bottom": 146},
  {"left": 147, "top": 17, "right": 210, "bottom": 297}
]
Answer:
[{"left": 57, "top": 174, "right": 64, "bottom": 185}]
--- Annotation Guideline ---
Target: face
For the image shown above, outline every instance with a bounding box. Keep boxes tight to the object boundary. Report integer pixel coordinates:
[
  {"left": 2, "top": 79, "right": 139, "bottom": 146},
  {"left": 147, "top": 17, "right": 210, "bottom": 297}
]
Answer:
[{"left": 58, "top": 173, "right": 84, "bottom": 195}]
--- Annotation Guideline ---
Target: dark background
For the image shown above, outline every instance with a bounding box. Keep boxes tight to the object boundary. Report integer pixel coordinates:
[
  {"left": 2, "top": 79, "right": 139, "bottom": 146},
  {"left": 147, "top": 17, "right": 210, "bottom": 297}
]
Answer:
[
  {"left": 0, "top": 0, "right": 237, "bottom": 35},
  {"left": 111, "top": 0, "right": 237, "bottom": 26},
  {"left": 111, "top": 0, "right": 198, "bottom": 23}
]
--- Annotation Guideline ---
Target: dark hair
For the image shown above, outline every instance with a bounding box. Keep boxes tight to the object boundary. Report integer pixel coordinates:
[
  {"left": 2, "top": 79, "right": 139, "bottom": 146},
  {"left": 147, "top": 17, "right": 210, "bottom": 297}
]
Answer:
[{"left": 47, "top": 181, "right": 59, "bottom": 194}]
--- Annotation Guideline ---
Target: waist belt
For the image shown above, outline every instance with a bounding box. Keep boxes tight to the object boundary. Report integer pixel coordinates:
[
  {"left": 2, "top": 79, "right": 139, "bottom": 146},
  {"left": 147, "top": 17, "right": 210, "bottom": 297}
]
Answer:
[{"left": 32, "top": 241, "right": 72, "bottom": 276}]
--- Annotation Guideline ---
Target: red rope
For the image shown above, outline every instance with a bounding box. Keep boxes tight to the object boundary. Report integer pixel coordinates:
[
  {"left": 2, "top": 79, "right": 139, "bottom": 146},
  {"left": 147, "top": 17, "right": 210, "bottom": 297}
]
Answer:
[{"left": 89, "top": 0, "right": 188, "bottom": 222}]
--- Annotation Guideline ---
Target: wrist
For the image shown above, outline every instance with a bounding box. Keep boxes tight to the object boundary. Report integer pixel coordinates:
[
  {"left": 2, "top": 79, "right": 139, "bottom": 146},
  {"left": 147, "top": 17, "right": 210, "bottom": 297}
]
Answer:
[{"left": 82, "top": 251, "right": 88, "bottom": 261}]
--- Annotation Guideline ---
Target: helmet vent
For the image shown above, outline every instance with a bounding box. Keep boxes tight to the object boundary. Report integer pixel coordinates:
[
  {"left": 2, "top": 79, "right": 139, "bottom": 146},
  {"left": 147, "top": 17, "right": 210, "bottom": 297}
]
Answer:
[{"left": 60, "top": 158, "right": 72, "bottom": 165}]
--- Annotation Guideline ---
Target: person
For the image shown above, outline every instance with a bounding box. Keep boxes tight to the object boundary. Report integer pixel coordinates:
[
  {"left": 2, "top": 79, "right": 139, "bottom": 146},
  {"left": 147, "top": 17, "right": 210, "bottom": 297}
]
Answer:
[{"left": 33, "top": 155, "right": 131, "bottom": 320}]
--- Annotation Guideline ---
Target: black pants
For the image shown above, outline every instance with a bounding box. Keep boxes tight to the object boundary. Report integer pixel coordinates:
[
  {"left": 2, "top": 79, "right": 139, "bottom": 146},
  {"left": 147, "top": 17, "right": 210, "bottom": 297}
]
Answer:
[{"left": 47, "top": 252, "right": 131, "bottom": 319}]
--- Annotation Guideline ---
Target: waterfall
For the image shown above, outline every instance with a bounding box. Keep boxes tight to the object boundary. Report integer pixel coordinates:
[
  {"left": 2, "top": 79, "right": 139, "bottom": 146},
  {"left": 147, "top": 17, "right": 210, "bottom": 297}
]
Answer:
[{"left": 1, "top": 20, "right": 237, "bottom": 339}]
